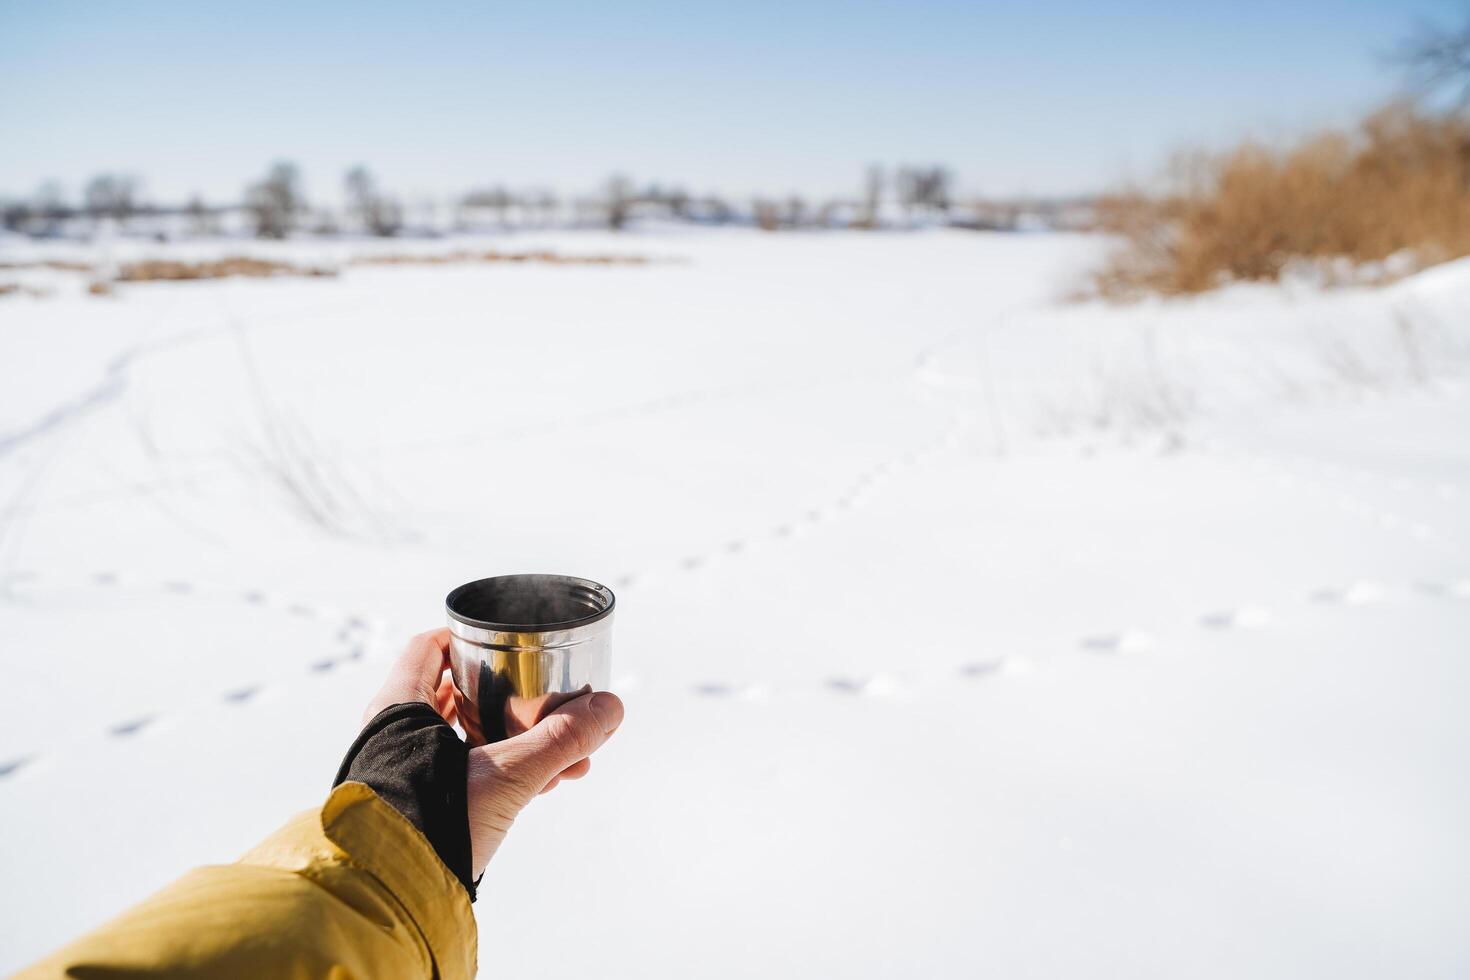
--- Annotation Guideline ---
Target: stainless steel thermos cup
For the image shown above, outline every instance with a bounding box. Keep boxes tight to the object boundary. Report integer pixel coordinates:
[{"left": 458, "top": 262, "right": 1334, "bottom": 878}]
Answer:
[{"left": 446, "top": 574, "right": 614, "bottom": 746}]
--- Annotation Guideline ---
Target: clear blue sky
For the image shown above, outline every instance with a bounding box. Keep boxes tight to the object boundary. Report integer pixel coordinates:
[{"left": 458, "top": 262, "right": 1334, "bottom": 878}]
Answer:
[{"left": 0, "top": 0, "right": 1455, "bottom": 205}]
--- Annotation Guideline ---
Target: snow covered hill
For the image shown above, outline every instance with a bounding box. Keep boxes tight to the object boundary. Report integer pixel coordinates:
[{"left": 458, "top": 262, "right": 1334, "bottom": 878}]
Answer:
[{"left": 2, "top": 229, "right": 1467, "bottom": 977}]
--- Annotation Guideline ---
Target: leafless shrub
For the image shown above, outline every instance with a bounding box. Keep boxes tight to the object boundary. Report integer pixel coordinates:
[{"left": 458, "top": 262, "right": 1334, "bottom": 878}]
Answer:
[
  {"left": 1034, "top": 331, "right": 1198, "bottom": 436},
  {"left": 228, "top": 320, "right": 415, "bottom": 543},
  {"left": 237, "top": 414, "right": 411, "bottom": 542}
]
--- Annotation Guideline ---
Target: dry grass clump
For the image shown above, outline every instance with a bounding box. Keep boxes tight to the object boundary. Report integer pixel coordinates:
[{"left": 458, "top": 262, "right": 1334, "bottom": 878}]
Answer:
[
  {"left": 0, "top": 259, "right": 95, "bottom": 273},
  {"left": 116, "top": 257, "right": 336, "bottom": 282},
  {"left": 1095, "top": 105, "right": 1470, "bottom": 296},
  {"left": 351, "top": 250, "right": 650, "bottom": 267},
  {"left": 0, "top": 282, "right": 53, "bottom": 299}
]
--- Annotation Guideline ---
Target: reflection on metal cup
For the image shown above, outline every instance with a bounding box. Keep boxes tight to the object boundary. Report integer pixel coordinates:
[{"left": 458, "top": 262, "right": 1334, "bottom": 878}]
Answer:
[{"left": 445, "top": 574, "right": 614, "bottom": 746}]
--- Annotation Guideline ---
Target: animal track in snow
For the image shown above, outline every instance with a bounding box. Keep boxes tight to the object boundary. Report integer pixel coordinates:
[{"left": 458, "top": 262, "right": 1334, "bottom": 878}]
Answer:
[
  {"left": 0, "top": 569, "right": 406, "bottom": 775},
  {"left": 825, "top": 674, "right": 903, "bottom": 697},
  {"left": 656, "top": 414, "right": 967, "bottom": 588},
  {"left": 1218, "top": 447, "right": 1462, "bottom": 557},
  {"left": 108, "top": 715, "right": 156, "bottom": 738},
  {"left": 15, "top": 537, "right": 1454, "bottom": 779},
  {"left": 0, "top": 756, "right": 33, "bottom": 780},
  {"left": 1416, "top": 578, "right": 1470, "bottom": 599},
  {"left": 1080, "top": 630, "right": 1156, "bottom": 654},
  {"left": 1312, "top": 581, "right": 1389, "bottom": 605},
  {"left": 1199, "top": 606, "right": 1274, "bottom": 630}
]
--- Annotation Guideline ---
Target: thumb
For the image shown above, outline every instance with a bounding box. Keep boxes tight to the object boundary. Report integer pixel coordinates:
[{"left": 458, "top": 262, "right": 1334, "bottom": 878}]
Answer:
[
  {"left": 362, "top": 629, "right": 451, "bottom": 724},
  {"left": 476, "top": 692, "right": 624, "bottom": 803}
]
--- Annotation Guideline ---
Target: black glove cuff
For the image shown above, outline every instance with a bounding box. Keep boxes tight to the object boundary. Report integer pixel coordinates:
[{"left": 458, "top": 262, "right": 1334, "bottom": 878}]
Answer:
[{"left": 333, "top": 702, "right": 477, "bottom": 901}]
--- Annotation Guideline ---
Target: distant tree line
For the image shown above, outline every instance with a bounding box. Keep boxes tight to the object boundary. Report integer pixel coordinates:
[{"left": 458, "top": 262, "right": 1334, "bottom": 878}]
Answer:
[
  {"left": 10, "top": 8, "right": 1467, "bottom": 243},
  {"left": 4, "top": 159, "right": 1095, "bottom": 239}
]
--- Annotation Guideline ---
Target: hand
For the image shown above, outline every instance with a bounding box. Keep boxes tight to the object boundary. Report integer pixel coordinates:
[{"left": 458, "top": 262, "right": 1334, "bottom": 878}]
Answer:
[{"left": 364, "top": 629, "right": 624, "bottom": 878}]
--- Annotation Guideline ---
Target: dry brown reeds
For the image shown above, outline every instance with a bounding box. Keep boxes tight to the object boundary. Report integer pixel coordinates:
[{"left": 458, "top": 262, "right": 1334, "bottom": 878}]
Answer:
[
  {"left": 0, "top": 260, "right": 95, "bottom": 273},
  {"left": 350, "top": 250, "right": 650, "bottom": 267},
  {"left": 0, "top": 283, "right": 53, "bottom": 299},
  {"left": 115, "top": 257, "right": 337, "bottom": 282},
  {"left": 1094, "top": 105, "right": 1470, "bottom": 296}
]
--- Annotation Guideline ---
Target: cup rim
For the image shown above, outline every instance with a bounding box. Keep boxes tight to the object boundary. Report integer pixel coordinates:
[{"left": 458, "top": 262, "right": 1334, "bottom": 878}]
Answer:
[{"left": 445, "top": 574, "right": 616, "bottom": 632}]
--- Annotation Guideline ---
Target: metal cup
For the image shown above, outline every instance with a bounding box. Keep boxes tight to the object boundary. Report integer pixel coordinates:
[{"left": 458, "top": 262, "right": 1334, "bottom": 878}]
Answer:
[{"left": 445, "top": 574, "right": 615, "bottom": 746}]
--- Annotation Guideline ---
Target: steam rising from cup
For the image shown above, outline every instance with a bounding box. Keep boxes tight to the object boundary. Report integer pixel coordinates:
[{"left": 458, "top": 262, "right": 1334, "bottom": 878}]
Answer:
[{"left": 445, "top": 574, "right": 614, "bottom": 746}]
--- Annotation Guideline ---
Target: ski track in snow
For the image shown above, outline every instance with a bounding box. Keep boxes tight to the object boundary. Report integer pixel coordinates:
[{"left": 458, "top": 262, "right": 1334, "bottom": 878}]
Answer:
[{"left": 0, "top": 328, "right": 214, "bottom": 461}]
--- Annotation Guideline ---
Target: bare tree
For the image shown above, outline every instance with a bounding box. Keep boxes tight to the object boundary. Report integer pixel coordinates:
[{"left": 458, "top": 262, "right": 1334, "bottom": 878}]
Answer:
[
  {"left": 896, "top": 166, "right": 952, "bottom": 218},
  {"left": 533, "top": 189, "right": 559, "bottom": 227},
  {"left": 30, "top": 181, "right": 66, "bottom": 235},
  {"left": 344, "top": 166, "right": 402, "bottom": 237},
  {"left": 0, "top": 197, "right": 25, "bottom": 231},
  {"left": 753, "top": 198, "right": 781, "bottom": 231},
  {"left": 784, "top": 195, "right": 808, "bottom": 228},
  {"left": 460, "top": 186, "right": 518, "bottom": 229},
  {"left": 33, "top": 180, "right": 65, "bottom": 217},
  {"left": 857, "top": 165, "right": 883, "bottom": 229},
  {"left": 246, "top": 162, "right": 304, "bottom": 239},
  {"left": 1398, "top": 11, "right": 1470, "bottom": 104},
  {"left": 487, "top": 186, "right": 513, "bottom": 228},
  {"left": 605, "top": 174, "right": 634, "bottom": 230},
  {"left": 185, "top": 195, "right": 219, "bottom": 236},
  {"left": 84, "top": 174, "right": 138, "bottom": 222}
]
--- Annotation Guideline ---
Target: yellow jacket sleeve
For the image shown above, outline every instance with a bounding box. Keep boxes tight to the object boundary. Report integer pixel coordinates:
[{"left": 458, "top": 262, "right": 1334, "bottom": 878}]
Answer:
[{"left": 16, "top": 781, "right": 477, "bottom": 980}]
